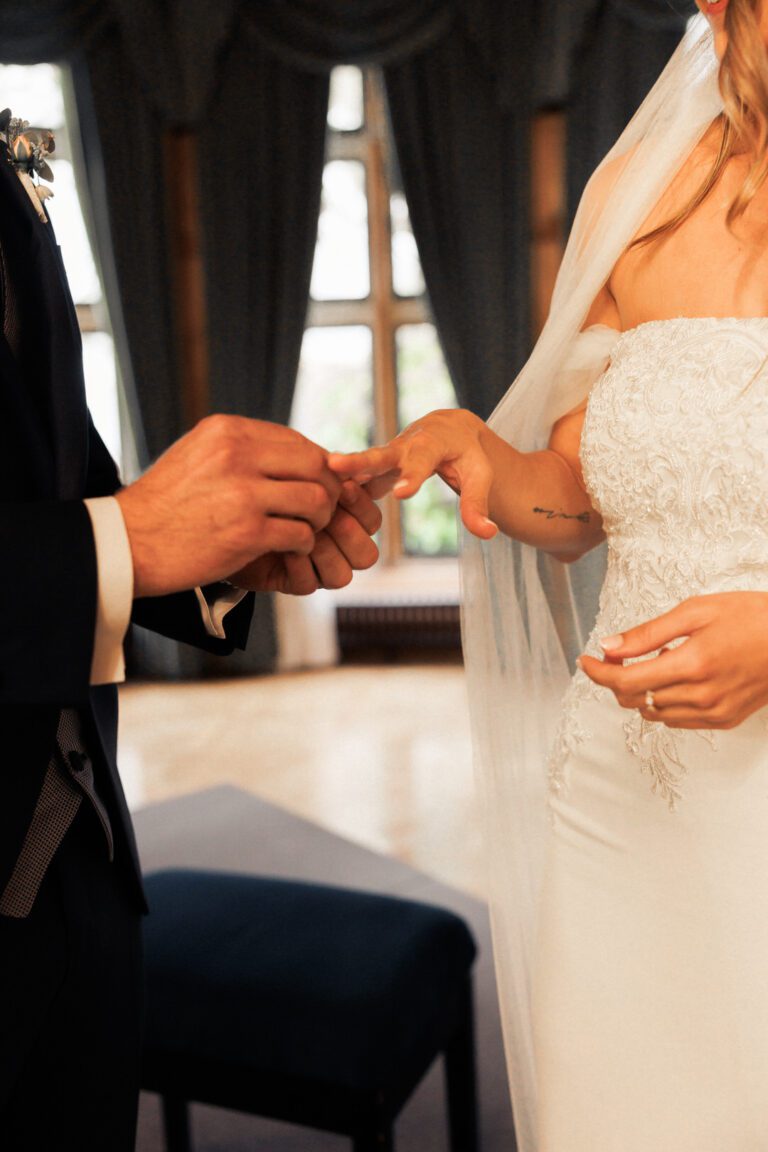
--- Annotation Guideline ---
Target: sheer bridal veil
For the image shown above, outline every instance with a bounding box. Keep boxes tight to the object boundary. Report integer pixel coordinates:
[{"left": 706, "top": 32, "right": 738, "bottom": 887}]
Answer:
[{"left": 460, "top": 16, "right": 723, "bottom": 1152}]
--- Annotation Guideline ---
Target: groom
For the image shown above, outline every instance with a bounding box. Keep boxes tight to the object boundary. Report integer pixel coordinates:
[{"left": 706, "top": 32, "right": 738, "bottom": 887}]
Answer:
[{"left": 0, "top": 125, "right": 380, "bottom": 1148}]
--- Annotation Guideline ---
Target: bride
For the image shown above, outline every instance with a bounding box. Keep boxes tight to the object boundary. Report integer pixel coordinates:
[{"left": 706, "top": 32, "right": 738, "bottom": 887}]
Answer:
[{"left": 330, "top": 2, "right": 768, "bottom": 1149}]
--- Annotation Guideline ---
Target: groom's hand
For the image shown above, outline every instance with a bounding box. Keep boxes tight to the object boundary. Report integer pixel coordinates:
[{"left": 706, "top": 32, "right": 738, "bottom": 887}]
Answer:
[
  {"left": 116, "top": 415, "right": 342, "bottom": 598},
  {"left": 229, "top": 481, "right": 382, "bottom": 595}
]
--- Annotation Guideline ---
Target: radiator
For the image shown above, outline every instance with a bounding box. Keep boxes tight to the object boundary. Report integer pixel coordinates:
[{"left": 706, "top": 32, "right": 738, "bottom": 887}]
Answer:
[{"left": 336, "top": 602, "right": 461, "bottom": 658}]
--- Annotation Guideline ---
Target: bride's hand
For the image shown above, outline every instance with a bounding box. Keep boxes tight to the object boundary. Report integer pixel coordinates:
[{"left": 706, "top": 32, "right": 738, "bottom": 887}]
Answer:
[
  {"left": 578, "top": 592, "right": 768, "bottom": 729},
  {"left": 327, "top": 408, "right": 499, "bottom": 540}
]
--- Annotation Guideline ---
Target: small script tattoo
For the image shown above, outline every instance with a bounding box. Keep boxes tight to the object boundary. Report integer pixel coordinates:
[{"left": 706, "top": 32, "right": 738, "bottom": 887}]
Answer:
[{"left": 533, "top": 506, "right": 591, "bottom": 523}]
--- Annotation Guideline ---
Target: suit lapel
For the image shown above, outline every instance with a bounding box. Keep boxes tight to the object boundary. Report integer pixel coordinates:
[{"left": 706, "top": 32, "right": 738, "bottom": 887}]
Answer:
[
  {"left": 0, "top": 151, "right": 88, "bottom": 501},
  {"left": 0, "top": 333, "right": 55, "bottom": 497},
  {"left": 36, "top": 219, "right": 89, "bottom": 501}
]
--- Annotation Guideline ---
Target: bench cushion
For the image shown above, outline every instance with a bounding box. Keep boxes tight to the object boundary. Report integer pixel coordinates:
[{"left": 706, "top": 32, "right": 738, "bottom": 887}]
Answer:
[{"left": 142, "top": 869, "right": 476, "bottom": 1095}]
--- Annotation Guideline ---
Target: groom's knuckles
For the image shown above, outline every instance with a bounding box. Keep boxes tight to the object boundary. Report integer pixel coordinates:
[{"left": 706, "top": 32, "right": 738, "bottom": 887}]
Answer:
[
  {"left": 253, "top": 440, "right": 333, "bottom": 486},
  {"left": 192, "top": 416, "right": 318, "bottom": 489},
  {"left": 338, "top": 484, "right": 382, "bottom": 533},
  {"left": 251, "top": 477, "right": 335, "bottom": 530},
  {"left": 310, "top": 533, "right": 354, "bottom": 589},
  {"left": 202, "top": 412, "right": 308, "bottom": 450},
  {"left": 291, "top": 479, "right": 336, "bottom": 526},
  {"left": 329, "top": 510, "right": 378, "bottom": 567},
  {"left": 262, "top": 517, "right": 315, "bottom": 555},
  {"left": 285, "top": 555, "right": 320, "bottom": 596}
]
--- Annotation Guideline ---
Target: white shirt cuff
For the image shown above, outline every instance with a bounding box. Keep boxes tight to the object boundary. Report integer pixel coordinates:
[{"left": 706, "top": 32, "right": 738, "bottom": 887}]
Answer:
[
  {"left": 194, "top": 584, "right": 248, "bottom": 640},
  {"left": 84, "top": 496, "right": 134, "bottom": 685}
]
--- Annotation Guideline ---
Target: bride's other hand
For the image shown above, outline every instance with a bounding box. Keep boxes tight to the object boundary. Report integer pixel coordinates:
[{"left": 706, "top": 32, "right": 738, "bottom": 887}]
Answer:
[
  {"left": 578, "top": 592, "right": 768, "bottom": 730},
  {"left": 327, "top": 409, "right": 499, "bottom": 540}
]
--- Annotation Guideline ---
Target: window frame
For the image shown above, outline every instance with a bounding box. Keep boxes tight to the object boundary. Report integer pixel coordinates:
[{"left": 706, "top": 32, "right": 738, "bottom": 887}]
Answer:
[{"left": 306, "top": 67, "right": 438, "bottom": 566}]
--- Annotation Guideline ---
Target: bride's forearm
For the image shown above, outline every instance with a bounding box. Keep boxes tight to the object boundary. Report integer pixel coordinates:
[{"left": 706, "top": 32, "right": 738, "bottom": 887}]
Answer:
[
  {"left": 478, "top": 425, "right": 604, "bottom": 558},
  {"left": 328, "top": 407, "right": 602, "bottom": 557}
]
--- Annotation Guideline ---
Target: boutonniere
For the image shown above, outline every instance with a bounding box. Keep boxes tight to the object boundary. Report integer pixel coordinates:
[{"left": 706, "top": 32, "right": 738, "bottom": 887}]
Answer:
[{"left": 0, "top": 108, "right": 55, "bottom": 224}]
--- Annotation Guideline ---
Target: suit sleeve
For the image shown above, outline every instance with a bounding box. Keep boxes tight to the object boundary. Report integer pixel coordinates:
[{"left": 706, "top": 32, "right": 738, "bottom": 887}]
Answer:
[
  {"left": 131, "top": 585, "right": 254, "bottom": 654},
  {"left": 86, "top": 417, "right": 255, "bottom": 656},
  {"left": 0, "top": 498, "right": 98, "bottom": 705}
]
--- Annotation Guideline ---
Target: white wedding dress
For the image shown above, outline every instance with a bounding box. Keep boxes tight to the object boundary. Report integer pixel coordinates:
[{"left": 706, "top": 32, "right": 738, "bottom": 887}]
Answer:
[{"left": 532, "top": 317, "right": 768, "bottom": 1151}]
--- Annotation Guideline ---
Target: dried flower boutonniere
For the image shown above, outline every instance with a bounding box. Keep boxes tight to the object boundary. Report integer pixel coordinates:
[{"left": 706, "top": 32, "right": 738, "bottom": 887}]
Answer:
[{"left": 0, "top": 108, "right": 55, "bottom": 224}]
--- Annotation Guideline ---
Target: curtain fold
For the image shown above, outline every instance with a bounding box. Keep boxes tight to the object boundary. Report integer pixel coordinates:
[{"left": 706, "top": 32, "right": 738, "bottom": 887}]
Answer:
[
  {"left": 461, "top": 0, "right": 533, "bottom": 109},
  {"left": 385, "top": 7, "right": 536, "bottom": 418},
  {"left": 533, "top": 0, "right": 602, "bottom": 109},
  {"left": 197, "top": 24, "right": 330, "bottom": 672},
  {"left": 108, "top": 0, "right": 238, "bottom": 126},
  {"left": 0, "top": 0, "right": 105, "bottom": 62},
  {"left": 199, "top": 29, "right": 329, "bottom": 428},
  {"left": 73, "top": 22, "right": 180, "bottom": 462},
  {"left": 563, "top": 0, "right": 695, "bottom": 217},
  {"left": 534, "top": 0, "right": 694, "bottom": 109},
  {"left": 243, "top": 0, "right": 456, "bottom": 71}
]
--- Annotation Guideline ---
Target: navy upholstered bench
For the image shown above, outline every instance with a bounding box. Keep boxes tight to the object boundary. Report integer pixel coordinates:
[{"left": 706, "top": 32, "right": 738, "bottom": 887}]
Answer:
[{"left": 141, "top": 869, "right": 479, "bottom": 1152}]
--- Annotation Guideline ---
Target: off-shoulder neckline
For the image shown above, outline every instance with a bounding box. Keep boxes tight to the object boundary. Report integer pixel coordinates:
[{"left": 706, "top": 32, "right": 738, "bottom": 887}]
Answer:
[{"left": 615, "top": 316, "right": 768, "bottom": 340}]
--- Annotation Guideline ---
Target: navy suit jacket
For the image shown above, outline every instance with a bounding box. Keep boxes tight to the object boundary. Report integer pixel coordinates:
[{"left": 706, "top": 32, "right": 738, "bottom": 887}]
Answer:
[{"left": 0, "top": 145, "right": 254, "bottom": 911}]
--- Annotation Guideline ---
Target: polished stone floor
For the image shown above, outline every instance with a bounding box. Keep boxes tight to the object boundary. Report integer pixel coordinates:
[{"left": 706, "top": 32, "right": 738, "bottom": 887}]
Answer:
[{"left": 118, "top": 664, "right": 486, "bottom": 899}]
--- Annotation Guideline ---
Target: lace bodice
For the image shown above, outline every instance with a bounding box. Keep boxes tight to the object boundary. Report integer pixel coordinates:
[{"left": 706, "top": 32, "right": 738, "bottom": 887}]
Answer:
[{"left": 552, "top": 317, "right": 768, "bottom": 807}]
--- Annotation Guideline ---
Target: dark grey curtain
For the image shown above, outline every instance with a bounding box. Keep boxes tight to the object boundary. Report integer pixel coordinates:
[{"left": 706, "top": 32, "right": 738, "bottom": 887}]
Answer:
[
  {"left": 244, "top": 0, "right": 456, "bottom": 71},
  {"left": 195, "top": 25, "right": 330, "bottom": 674},
  {"left": 0, "top": 0, "right": 104, "bottom": 61},
  {"left": 71, "top": 28, "right": 178, "bottom": 461},
  {"left": 244, "top": 0, "right": 536, "bottom": 418},
  {"left": 199, "top": 31, "right": 329, "bottom": 429},
  {"left": 385, "top": 5, "right": 536, "bottom": 418},
  {"left": 568, "top": 0, "right": 695, "bottom": 219},
  {"left": 533, "top": 0, "right": 695, "bottom": 220}
]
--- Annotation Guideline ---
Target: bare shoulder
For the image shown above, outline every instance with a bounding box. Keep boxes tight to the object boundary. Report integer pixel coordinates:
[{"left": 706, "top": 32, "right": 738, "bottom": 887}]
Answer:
[
  {"left": 578, "top": 150, "right": 634, "bottom": 218},
  {"left": 582, "top": 129, "right": 717, "bottom": 230}
]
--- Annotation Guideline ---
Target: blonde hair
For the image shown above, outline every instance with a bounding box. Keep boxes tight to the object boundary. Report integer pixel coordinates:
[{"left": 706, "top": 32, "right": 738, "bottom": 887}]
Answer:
[{"left": 633, "top": 0, "right": 768, "bottom": 247}]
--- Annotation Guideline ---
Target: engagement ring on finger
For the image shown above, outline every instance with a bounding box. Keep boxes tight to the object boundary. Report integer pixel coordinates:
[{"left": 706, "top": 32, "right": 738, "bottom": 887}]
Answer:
[{"left": 644, "top": 689, "right": 657, "bottom": 712}]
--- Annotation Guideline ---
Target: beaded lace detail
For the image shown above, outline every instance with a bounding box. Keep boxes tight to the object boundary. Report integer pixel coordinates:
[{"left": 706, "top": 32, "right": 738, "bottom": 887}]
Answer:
[{"left": 549, "top": 318, "right": 768, "bottom": 808}]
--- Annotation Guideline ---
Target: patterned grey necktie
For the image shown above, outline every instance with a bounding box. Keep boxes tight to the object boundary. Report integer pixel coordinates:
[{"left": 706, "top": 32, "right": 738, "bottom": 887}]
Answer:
[{"left": 0, "top": 709, "right": 114, "bottom": 919}]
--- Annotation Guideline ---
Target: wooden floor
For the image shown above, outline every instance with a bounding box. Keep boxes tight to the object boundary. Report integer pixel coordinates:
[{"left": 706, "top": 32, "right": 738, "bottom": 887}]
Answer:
[{"left": 118, "top": 664, "right": 487, "bottom": 900}]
